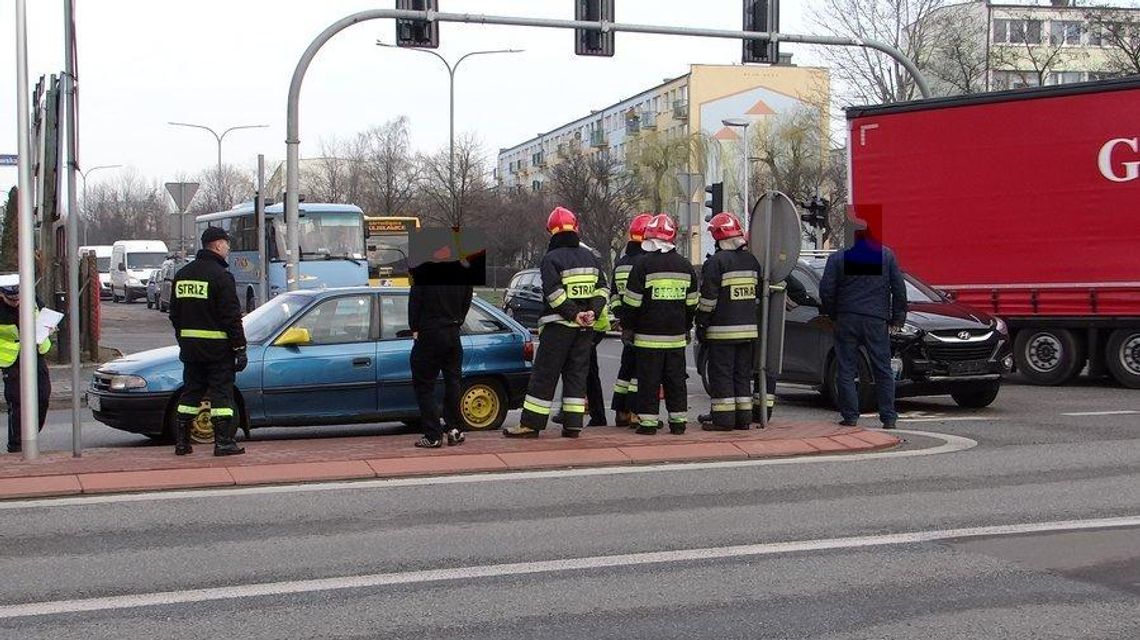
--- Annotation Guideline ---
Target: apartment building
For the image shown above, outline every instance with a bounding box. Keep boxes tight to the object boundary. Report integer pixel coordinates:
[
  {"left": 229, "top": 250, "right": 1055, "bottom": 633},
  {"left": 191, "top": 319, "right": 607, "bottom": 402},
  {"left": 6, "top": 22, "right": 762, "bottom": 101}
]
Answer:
[{"left": 495, "top": 64, "right": 829, "bottom": 260}]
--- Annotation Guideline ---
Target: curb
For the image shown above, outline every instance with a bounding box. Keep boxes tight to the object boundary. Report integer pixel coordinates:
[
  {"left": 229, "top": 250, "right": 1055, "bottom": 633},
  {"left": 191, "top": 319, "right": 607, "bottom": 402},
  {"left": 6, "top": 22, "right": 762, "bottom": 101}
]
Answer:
[{"left": 0, "top": 430, "right": 901, "bottom": 500}]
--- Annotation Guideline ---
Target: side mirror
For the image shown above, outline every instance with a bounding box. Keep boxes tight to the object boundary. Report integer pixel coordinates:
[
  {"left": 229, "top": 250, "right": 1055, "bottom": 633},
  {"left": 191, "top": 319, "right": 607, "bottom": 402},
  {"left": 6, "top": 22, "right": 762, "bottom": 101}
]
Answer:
[
  {"left": 395, "top": 329, "right": 414, "bottom": 339},
  {"left": 938, "top": 289, "right": 956, "bottom": 301},
  {"left": 273, "top": 327, "right": 311, "bottom": 347}
]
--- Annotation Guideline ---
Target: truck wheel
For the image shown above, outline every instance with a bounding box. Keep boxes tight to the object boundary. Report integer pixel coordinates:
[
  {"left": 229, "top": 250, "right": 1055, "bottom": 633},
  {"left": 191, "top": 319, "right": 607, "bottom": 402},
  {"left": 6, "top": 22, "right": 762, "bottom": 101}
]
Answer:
[
  {"left": 826, "top": 354, "right": 875, "bottom": 413},
  {"left": 951, "top": 382, "right": 1001, "bottom": 408},
  {"left": 1014, "top": 328, "right": 1084, "bottom": 385},
  {"left": 1105, "top": 329, "right": 1140, "bottom": 389}
]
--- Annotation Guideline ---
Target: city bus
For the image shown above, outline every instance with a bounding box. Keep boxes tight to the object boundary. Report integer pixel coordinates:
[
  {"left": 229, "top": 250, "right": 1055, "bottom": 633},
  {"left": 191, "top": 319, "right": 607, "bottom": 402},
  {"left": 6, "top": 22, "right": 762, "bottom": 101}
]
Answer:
[
  {"left": 196, "top": 202, "right": 368, "bottom": 312},
  {"left": 364, "top": 216, "right": 420, "bottom": 286}
]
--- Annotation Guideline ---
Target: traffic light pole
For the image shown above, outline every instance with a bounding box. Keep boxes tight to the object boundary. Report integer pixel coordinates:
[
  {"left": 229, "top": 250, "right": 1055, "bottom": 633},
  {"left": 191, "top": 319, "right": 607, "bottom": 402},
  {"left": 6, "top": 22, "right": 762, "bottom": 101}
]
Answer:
[{"left": 284, "top": 8, "right": 930, "bottom": 290}]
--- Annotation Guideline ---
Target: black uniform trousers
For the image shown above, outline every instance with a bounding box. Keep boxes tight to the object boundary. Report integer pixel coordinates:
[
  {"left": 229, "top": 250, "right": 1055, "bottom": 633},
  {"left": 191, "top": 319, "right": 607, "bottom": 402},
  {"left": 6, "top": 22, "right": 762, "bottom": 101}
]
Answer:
[
  {"left": 634, "top": 347, "right": 688, "bottom": 428},
  {"left": 410, "top": 326, "right": 463, "bottom": 440},
  {"left": 4, "top": 357, "right": 50, "bottom": 451},
  {"left": 176, "top": 360, "right": 236, "bottom": 423},
  {"left": 706, "top": 341, "right": 754, "bottom": 428},
  {"left": 586, "top": 331, "right": 606, "bottom": 424},
  {"left": 611, "top": 342, "right": 637, "bottom": 415},
  {"left": 520, "top": 323, "right": 593, "bottom": 431}
]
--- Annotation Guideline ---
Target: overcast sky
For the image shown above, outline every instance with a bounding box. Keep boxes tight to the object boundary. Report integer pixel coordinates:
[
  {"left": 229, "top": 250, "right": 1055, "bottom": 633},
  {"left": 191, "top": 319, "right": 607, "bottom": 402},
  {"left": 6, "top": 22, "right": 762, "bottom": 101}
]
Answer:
[{"left": 0, "top": 1, "right": 824, "bottom": 197}]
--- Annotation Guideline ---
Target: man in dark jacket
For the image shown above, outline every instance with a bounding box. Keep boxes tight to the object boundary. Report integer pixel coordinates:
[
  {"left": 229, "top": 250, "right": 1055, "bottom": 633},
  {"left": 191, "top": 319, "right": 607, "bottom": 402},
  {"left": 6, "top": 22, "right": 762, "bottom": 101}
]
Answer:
[
  {"left": 408, "top": 270, "right": 473, "bottom": 448},
  {"left": 622, "top": 214, "right": 699, "bottom": 435},
  {"left": 609, "top": 213, "right": 652, "bottom": 427},
  {"left": 505, "top": 207, "right": 607, "bottom": 438},
  {"left": 819, "top": 228, "right": 908, "bottom": 429},
  {"left": 169, "top": 227, "right": 248, "bottom": 456}
]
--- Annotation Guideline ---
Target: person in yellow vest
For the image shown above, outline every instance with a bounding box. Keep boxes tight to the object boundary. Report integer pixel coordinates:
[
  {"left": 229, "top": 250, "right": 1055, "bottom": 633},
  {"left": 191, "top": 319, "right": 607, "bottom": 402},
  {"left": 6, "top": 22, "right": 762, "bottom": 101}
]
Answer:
[{"left": 0, "top": 276, "right": 52, "bottom": 454}]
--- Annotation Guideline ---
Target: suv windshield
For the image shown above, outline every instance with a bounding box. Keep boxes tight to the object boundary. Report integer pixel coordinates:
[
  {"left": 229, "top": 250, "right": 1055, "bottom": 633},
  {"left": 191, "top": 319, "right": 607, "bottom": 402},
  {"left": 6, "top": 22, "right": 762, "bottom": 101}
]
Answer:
[
  {"left": 807, "top": 260, "right": 943, "bottom": 303},
  {"left": 243, "top": 293, "right": 312, "bottom": 343}
]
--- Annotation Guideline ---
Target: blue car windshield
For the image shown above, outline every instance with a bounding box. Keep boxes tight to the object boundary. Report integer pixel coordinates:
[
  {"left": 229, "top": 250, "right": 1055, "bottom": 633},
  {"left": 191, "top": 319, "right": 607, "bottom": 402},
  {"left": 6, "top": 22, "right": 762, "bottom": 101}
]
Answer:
[{"left": 243, "top": 293, "right": 312, "bottom": 343}]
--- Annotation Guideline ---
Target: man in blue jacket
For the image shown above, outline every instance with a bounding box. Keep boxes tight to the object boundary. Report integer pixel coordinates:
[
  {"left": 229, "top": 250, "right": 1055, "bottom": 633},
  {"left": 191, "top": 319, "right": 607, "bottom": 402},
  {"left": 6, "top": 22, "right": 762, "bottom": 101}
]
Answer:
[{"left": 819, "top": 227, "right": 907, "bottom": 429}]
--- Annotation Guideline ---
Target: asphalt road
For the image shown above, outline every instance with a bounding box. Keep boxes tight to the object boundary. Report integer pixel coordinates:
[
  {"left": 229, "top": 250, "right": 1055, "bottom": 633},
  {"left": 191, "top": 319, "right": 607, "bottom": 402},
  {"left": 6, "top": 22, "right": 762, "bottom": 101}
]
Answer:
[{"left": 4, "top": 300, "right": 1139, "bottom": 637}]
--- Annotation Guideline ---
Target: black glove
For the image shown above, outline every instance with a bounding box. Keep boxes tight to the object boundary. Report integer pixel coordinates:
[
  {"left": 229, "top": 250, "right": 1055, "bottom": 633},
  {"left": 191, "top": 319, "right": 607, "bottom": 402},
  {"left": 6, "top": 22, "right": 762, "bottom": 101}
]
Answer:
[
  {"left": 233, "top": 347, "right": 248, "bottom": 372},
  {"left": 695, "top": 325, "right": 707, "bottom": 342},
  {"left": 621, "top": 329, "right": 634, "bottom": 347}
]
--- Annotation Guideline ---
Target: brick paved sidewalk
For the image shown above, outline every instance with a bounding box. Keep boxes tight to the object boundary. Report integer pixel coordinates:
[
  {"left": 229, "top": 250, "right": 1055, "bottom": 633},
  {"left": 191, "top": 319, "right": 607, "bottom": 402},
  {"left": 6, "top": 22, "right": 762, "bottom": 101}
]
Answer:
[{"left": 0, "top": 421, "right": 900, "bottom": 500}]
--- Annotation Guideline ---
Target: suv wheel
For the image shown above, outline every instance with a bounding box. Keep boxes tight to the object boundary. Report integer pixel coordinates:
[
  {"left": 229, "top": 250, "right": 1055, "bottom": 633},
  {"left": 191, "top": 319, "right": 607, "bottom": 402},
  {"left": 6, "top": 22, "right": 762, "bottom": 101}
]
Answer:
[{"left": 950, "top": 382, "right": 1001, "bottom": 408}]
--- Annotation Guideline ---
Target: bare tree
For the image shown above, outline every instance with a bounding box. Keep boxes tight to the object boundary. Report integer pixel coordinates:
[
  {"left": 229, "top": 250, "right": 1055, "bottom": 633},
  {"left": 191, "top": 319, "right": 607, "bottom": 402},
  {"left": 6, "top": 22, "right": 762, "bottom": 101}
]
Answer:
[
  {"left": 417, "top": 134, "right": 492, "bottom": 228},
  {"left": 924, "top": 2, "right": 1016, "bottom": 95},
  {"left": 811, "top": 0, "right": 948, "bottom": 104},
  {"left": 192, "top": 163, "right": 255, "bottom": 214},
  {"left": 472, "top": 188, "right": 550, "bottom": 283},
  {"left": 83, "top": 169, "right": 171, "bottom": 245},
  {"left": 748, "top": 109, "right": 828, "bottom": 207},
  {"left": 1085, "top": 3, "right": 1140, "bottom": 75},
  {"left": 305, "top": 136, "right": 359, "bottom": 205},
  {"left": 625, "top": 130, "right": 713, "bottom": 212},
  {"left": 992, "top": 10, "right": 1088, "bottom": 88},
  {"left": 356, "top": 117, "right": 421, "bottom": 216}
]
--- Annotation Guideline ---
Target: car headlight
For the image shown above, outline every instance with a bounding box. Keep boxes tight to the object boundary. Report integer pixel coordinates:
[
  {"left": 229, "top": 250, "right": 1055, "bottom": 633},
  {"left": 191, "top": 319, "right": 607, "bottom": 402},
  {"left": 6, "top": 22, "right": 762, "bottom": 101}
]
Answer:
[
  {"left": 897, "top": 323, "right": 920, "bottom": 337},
  {"left": 109, "top": 375, "right": 147, "bottom": 391},
  {"left": 992, "top": 317, "right": 1008, "bottom": 335}
]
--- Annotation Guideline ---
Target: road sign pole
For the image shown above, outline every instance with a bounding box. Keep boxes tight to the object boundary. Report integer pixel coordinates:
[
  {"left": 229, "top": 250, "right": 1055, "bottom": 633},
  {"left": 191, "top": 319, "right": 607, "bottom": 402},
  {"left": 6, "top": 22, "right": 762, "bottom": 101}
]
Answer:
[
  {"left": 64, "top": 0, "right": 82, "bottom": 457},
  {"left": 15, "top": 0, "right": 39, "bottom": 460},
  {"left": 758, "top": 192, "right": 773, "bottom": 428}
]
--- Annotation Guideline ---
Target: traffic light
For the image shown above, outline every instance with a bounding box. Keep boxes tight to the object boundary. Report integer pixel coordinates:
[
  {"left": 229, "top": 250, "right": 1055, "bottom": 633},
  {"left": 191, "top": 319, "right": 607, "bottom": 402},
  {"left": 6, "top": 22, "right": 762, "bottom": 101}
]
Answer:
[
  {"left": 743, "top": 0, "right": 779, "bottom": 64},
  {"left": 704, "top": 182, "right": 724, "bottom": 222},
  {"left": 800, "top": 196, "right": 830, "bottom": 228},
  {"left": 396, "top": 0, "right": 439, "bottom": 49},
  {"left": 575, "top": 0, "right": 615, "bottom": 57}
]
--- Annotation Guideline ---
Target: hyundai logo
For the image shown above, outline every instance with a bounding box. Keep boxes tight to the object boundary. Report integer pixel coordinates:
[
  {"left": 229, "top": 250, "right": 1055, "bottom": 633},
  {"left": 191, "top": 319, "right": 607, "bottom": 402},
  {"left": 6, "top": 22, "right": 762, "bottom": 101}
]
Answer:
[{"left": 957, "top": 331, "right": 971, "bottom": 340}]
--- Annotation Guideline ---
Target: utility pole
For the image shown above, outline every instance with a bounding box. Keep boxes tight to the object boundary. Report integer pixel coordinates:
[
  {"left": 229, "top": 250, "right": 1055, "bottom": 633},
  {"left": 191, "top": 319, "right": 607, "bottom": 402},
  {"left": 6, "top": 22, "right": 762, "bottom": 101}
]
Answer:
[
  {"left": 15, "top": 0, "right": 39, "bottom": 459},
  {"left": 63, "top": 0, "right": 82, "bottom": 456},
  {"left": 167, "top": 122, "right": 267, "bottom": 208}
]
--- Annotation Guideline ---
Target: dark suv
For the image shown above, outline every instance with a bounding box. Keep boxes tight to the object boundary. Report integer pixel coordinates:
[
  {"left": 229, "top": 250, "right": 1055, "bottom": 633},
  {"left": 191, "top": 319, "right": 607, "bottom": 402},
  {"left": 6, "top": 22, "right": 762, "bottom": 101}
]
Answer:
[
  {"left": 699, "top": 257, "right": 1013, "bottom": 410},
  {"left": 502, "top": 268, "right": 544, "bottom": 329}
]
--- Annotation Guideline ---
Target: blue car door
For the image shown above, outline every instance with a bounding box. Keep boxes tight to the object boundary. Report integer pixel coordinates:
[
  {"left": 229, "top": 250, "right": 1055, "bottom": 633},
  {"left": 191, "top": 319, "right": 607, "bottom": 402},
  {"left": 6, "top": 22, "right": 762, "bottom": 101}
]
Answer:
[
  {"left": 375, "top": 293, "right": 419, "bottom": 417},
  {"left": 261, "top": 293, "right": 379, "bottom": 424}
]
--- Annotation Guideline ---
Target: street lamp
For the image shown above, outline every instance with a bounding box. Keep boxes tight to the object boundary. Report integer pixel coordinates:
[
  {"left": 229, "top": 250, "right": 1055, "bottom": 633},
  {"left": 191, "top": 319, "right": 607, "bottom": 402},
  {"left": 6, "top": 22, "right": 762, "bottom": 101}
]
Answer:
[
  {"left": 376, "top": 42, "right": 522, "bottom": 225},
  {"left": 78, "top": 164, "right": 122, "bottom": 244},
  {"left": 168, "top": 122, "right": 268, "bottom": 204},
  {"left": 722, "top": 118, "right": 751, "bottom": 228}
]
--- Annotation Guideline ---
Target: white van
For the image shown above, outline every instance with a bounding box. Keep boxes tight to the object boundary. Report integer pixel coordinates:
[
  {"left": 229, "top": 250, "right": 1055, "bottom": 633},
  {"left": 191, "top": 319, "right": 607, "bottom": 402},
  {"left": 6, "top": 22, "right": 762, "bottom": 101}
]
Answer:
[
  {"left": 110, "top": 240, "right": 169, "bottom": 303},
  {"left": 78, "top": 245, "right": 113, "bottom": 299}
]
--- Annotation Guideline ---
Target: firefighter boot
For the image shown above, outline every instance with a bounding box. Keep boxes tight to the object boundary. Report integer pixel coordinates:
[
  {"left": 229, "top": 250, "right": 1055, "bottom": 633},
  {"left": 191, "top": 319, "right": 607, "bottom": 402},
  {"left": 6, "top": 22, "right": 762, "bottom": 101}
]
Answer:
[
  {"left": 174, "top": 416, "right": 193, "bottom": 456},
  {"left": 213, "top": 419, "right": 246, "bottom": 456}
]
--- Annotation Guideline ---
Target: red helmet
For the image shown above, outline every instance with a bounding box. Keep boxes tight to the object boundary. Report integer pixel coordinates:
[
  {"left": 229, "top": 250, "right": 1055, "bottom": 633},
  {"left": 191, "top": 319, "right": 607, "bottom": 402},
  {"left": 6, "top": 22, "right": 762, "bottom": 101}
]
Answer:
[
  {"left": 628, "top": 213, "right": 653, "bottom": 242},
  {"left": 643, "top": 214, "right": 677, "bottom": 243},
  {"left": 708, "top": 212, "right": 744, "bottom": 241},
  {"left": 546, "top": 206, "right": 579, "bottom": 235}
]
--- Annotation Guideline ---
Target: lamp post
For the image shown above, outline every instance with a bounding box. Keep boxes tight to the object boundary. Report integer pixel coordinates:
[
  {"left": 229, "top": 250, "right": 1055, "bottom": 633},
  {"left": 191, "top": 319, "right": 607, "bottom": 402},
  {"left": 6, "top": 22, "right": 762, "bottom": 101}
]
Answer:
[
  {"left": 722, "top": 118, "right": 751, "bottom": 228},
  {"left": 78, "top": 164, "right": 122, "bottom": 244},
  {"left": 376, "top": 42, "right": 522, "bottom": 226},
  {"left": 168, "top": 122, "right": 267, "bottom": 205}
]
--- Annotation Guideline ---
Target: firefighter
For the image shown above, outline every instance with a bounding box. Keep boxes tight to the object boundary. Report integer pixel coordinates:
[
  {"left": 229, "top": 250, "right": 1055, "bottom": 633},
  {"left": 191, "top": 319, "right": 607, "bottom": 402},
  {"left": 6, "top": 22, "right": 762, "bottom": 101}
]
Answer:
[
  {"left": 622, "top": 214, "right": 698, "bottom": 435},
  {"left": 610, "top": 213, "right": 653, "bottom": 427},
  {"left": 169, "top": 226, "right": 248, "bottom": 456},
  {"left": 695, "top": 212, "right": 761, "bottom": 431},
  {"left": 505, "top": 207, "right": 608, "bottom": 439},
  {"left": 0, "top": 276, "right": 52, "bottom": 454}
]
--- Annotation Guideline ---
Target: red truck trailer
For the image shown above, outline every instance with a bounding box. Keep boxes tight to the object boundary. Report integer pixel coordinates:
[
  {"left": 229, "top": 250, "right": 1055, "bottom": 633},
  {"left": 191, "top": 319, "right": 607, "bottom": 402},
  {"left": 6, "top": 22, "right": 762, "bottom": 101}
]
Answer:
[{"left": 846, "top": 77, "right": 1140, "bottom": 388}]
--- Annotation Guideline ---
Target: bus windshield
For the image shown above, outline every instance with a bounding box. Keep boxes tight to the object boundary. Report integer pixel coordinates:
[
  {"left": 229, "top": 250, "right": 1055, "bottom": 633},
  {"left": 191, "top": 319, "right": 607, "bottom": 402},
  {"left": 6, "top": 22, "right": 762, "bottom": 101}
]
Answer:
[
  {"left": 368, "top": 235, "right": 410, "bottom": 280},
  {"left": 274, "top": 211, "right": 365, "bottom": 261}
]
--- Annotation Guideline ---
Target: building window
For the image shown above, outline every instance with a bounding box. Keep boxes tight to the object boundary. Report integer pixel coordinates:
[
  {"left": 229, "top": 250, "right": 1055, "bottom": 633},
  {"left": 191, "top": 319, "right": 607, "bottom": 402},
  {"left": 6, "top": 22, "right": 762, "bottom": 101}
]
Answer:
[
  {"left": 994, "top": 19, "right": 1043, "bottom": 44},
  {"left": 531, "top": 180, "right": 542, "bottom": 192},
  {"left": 1089, "top": 71, "right": 1121, "bottom": 81},
  {"left": 1050, "top": 20, "right": 1082, "bottom": 46},
  {"left": 1046, "top": 71, "right": 1084, "bottom": 86},
  {"left": 992, "top": 70, "right": 1041, "bottom": 90}
]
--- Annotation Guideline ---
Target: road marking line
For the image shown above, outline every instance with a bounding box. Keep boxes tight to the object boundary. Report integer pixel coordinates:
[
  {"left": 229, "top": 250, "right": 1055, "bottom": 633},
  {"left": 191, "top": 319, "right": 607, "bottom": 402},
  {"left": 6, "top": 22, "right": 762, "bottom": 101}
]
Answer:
[
  {"left": 1, "top": 514, "right": 1136, "bottom": 620},
  {"left": 0, "top": 430, "right": 974, "bottom": 510},
  {"left": 899, "top": 417, "right": 992, "bottom": 423},
  {"left": 1061, "top": 410, "right": 1139, "bottom": 417}
]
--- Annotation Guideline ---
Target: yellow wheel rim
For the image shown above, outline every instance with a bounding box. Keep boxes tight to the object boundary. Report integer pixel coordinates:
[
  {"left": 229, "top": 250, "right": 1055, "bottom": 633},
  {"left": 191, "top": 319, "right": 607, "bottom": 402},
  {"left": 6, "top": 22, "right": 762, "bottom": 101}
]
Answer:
[
  {"left": 189, "top": 403, "right": 214, "bottom": 444},
  {"left": 461, "top": 384, "right": 500, "bottom": 430}
]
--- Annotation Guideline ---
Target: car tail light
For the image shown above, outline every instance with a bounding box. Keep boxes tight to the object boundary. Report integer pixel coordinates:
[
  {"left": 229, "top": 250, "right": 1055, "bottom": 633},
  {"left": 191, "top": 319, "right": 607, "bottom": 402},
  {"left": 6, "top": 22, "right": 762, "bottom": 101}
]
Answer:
[{"left": 523, "top": 338, "right": 535, "bottom": 362}]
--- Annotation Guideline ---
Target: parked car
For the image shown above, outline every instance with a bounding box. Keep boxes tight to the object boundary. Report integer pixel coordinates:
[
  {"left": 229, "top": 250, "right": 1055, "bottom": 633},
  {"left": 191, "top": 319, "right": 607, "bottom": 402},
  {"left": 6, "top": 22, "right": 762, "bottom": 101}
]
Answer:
[
  {"left": 144, "top": 269, "right": 163, "bottom": 309},
  {"left": 110, "top": 240, "right": 168, "bottom": 303},
  {"left": 503, "top": 268, "right": 544, "bottom": 329},
  {"left": 697, "top": 257, "right": 1014, "bottom": 410},
  {"left": 78, "top": 245, "right": 113, "bottom": 299},
  {"left": 156, "top": 257, "right": 188, "bottom": 313},
  {"left": 88, "top": 287, "right": 534, "bottom": 439}
]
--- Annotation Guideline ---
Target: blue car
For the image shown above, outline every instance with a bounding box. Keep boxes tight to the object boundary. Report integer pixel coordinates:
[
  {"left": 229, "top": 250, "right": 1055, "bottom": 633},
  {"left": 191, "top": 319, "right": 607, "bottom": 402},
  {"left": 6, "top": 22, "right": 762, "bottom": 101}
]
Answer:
[{"left": 88, "top": 287, "right": 534, "bottom": 438}]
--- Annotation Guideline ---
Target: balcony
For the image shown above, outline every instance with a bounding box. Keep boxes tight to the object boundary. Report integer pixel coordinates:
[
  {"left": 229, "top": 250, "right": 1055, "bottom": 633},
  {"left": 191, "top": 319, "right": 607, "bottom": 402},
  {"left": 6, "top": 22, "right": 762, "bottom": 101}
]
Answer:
[
  {"left": 672, "top": 100, "right": 688, "bottom": 121},
  {"left": 625, "top": 117, "right": 640, "bottom": 135},
  {"left": 590, "top": 129, "right": 608, "bottom": 148},
  {"left": 533, "top": 152, "right": 546, "bottom": 167},
  {"left": 640, "top": 112, "right": 657, "bottom": 129}
]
